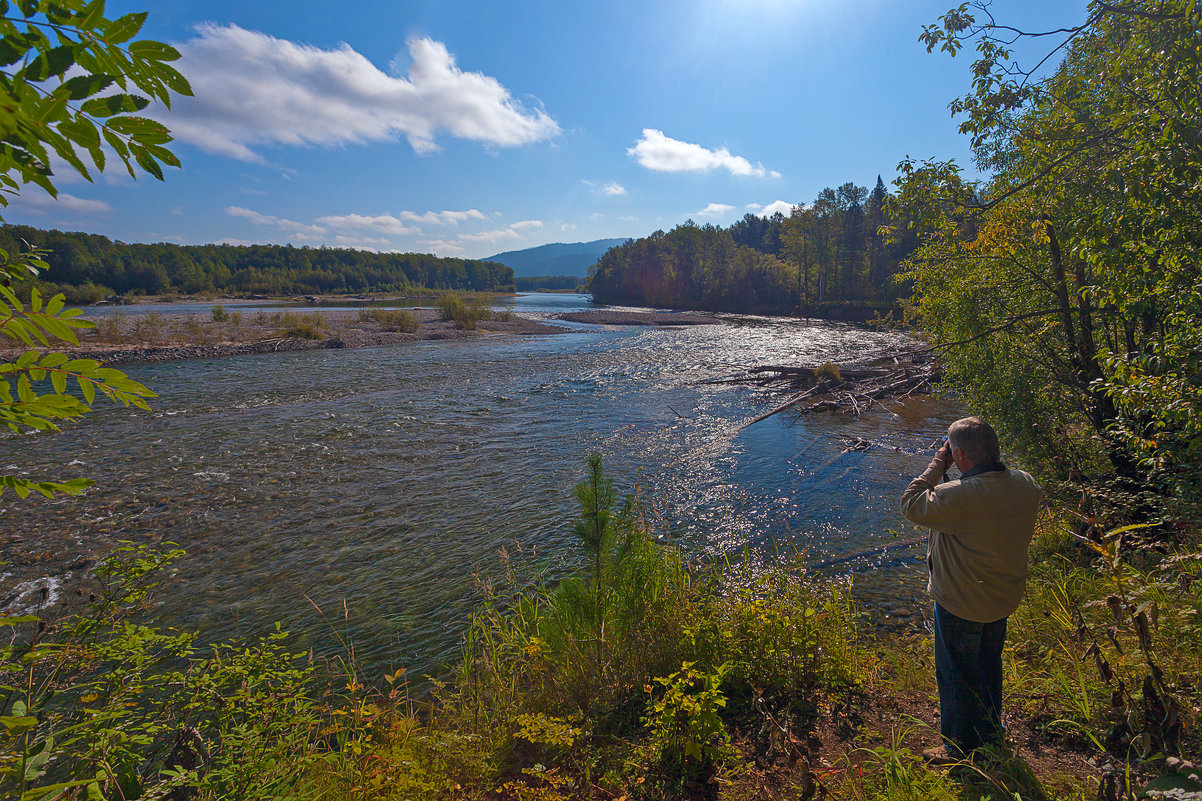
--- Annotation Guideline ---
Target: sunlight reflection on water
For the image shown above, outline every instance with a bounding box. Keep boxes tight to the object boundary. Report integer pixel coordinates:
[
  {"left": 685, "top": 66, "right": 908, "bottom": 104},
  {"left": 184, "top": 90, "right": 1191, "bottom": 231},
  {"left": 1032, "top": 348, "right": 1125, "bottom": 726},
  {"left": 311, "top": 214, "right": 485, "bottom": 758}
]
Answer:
[{"left": 4, "top": 295, "right": 958, "bottom": 677}]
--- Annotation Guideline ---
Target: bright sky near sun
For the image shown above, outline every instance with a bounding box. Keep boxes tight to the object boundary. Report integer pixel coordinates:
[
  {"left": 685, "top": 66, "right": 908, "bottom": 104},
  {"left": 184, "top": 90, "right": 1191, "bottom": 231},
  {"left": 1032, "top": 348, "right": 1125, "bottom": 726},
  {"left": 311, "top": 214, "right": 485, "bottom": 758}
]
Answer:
[{"left": 5, "top": 0, "right": 1085, "bottom": 259}]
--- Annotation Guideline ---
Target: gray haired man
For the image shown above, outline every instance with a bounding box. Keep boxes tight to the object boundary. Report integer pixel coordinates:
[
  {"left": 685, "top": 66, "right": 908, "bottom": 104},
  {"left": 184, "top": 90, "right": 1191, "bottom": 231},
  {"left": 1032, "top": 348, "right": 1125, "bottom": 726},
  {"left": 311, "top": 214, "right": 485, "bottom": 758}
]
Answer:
[{"left": 900, "top": 417, "right": 1043, "bottom": 762}]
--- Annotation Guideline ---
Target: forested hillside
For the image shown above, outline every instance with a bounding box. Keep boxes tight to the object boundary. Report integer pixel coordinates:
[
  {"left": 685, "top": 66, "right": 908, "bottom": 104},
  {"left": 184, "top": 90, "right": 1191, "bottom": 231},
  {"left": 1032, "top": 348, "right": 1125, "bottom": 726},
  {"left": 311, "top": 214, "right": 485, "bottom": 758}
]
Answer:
[
  {"left": 487, "top": 238, "right": 628, "bottom": 278},
  {"left": 587, "top": 178, "right": 919, "bottom": 315},
  {"left": 0, "top": 225, "right": 514, "bottom": 297}
]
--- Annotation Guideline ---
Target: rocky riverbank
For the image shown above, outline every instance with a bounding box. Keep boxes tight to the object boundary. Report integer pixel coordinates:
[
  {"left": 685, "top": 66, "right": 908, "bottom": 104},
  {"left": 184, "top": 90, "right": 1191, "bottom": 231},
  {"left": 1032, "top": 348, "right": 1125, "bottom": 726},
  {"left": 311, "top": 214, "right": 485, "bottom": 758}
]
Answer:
[{"left": 3, "top": 307, "right": 566, "bottom": 366}]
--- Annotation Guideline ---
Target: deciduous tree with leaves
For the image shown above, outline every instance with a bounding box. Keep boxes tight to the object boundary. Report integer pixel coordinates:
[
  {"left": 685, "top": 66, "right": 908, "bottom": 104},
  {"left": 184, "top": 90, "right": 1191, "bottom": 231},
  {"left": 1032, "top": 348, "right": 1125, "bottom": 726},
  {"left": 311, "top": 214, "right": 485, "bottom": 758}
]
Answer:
[
  {"left": 894, "top": 0, "right": 1202, "bottom": 517},
  {"left": 0, "top": 0, "right": 190, "bottom": 499}
]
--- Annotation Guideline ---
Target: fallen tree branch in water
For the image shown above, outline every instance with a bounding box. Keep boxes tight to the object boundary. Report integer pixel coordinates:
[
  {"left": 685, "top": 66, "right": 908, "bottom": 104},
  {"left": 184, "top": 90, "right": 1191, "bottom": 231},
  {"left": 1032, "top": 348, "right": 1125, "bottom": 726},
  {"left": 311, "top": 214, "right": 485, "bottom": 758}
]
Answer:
[{"left": 721, "top": 347, "right": 942, "bottom": 427}]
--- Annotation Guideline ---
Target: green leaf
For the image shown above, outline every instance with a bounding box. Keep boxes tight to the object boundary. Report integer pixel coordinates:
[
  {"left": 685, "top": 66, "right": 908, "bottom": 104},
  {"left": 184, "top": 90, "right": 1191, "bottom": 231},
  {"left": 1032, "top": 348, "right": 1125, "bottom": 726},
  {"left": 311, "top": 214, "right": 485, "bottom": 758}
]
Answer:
[
  {"left": 104, "top": 12, "right": 147, "bottom": 44},
  {"left": 133, "top": 146, "right": 164, "bottom": 180},
  {"left": 26, "top": 44, "right": 77, "bottom": 81},
  {"left": 157, "top": 64, "right": 192, "bottom": 99},
  {"left": 21, "top": 778, "right": 100, "bottom": 801},
  {"left": 81, "top": 93, "right": 149, "bottom": 118},
  {"left": 0, "top": 714, "right": 37, "bottom": 735},
  {"left": 0, "top": 36, "right": 29, "bottom": 67},
  {"left": 59, "top": 73, "right": 114, "bottom": 101},
  {"left": 78, "top": 0, "right": 107, "bottom": 31},
  {"left": 129, "top": 40, "right": 180, "bottom": 62},
  {"left": 23, "top": 735, "right": 51, "bottom": 782}
]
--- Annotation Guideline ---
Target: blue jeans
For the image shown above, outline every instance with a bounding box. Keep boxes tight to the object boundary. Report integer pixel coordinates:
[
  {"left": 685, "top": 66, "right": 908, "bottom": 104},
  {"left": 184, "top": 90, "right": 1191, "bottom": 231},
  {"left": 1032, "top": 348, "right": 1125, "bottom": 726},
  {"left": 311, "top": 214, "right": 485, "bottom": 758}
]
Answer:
[{"left": 933, "top": 602, "right": 1006, "bottom": 756}]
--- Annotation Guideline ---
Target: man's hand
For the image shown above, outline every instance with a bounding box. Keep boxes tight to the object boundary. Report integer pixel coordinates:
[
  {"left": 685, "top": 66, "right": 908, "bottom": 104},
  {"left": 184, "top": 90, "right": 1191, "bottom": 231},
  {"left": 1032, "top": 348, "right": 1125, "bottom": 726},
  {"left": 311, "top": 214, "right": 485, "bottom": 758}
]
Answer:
[{"left": 934, "top": 440, "right": 952, "bottom": 468}]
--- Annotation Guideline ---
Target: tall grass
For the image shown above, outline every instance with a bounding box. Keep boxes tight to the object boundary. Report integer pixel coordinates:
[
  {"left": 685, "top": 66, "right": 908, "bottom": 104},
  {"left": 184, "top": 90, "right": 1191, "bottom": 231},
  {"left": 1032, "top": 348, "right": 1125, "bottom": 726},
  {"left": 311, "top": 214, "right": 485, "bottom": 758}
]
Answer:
[
  {"left": 437, "top": 292, "right": 492, "bottom": 330},
  {"left": 358, "top": 308, "right": 419, "bottom": 332}
]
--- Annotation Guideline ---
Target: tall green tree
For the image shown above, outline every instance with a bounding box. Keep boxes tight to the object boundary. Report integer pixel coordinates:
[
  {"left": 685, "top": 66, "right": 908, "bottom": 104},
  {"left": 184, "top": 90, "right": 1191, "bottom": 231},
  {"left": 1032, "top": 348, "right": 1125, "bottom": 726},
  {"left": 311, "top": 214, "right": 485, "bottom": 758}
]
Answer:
[{"left": 896, "top": 0, "right": 1202, "bottom": 511}]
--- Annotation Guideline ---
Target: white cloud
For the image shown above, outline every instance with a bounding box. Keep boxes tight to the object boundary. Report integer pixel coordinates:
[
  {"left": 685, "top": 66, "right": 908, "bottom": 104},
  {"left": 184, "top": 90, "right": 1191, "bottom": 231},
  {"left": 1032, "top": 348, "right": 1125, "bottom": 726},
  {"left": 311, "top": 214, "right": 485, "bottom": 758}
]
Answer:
[
  {"left": 560, "top": 222, "right": 577, "bottom": 231},
  {"left": 226, "top": 205, "right": 327, "bottom": 239},
  {"left": 333, "top": 234, "right": 389, "bottom": 248},
  {"left": 748, "top": 200, "right": 798, "bottom": 218},
  {"left": 316, "top": 213, "right": 417, "bottom": 236},
  {"left": 418, "top": 238, "right": 467, "bottom": 254},
  {"left": 628, "top": 129, "right": 777, "bottom": 178},
  {"left": 459, "top": 219, "right": 542, "bottom": 243},
  {"left": 398, "top": 208, "right": 486, "bottom": 226},
  {"left": 161, "top": 25, "right": 560, "bottom": 160},
  {"left": 602, "top": 182, "right": 626, "bottom": 196},
  {"left": 697, "top": 202, "right": 734, "bottom": 218},
  {"left": 9, "top": 192, "right": 112, "bottom": 214}
]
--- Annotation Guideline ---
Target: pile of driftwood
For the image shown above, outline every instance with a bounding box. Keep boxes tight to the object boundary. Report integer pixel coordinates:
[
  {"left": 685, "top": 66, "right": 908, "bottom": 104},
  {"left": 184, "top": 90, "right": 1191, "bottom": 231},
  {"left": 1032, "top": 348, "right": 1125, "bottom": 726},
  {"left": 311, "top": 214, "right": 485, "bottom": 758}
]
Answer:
[{"left": 711, "top": 346, "right": 942, "bottom": 430}]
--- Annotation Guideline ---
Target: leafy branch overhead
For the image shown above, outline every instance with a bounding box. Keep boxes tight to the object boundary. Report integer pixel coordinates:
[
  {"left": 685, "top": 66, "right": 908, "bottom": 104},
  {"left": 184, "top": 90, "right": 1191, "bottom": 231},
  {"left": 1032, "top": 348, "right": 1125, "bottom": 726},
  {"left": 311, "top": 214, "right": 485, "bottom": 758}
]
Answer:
[
  {"left": 0, "top": 0, "right": 185, "bottom": 501},
  {"left": 0, "top": 0, "right": 193, "bottom": 212},
  {"left": 0, "top": 247, "right": 156, "bottom": 498}
]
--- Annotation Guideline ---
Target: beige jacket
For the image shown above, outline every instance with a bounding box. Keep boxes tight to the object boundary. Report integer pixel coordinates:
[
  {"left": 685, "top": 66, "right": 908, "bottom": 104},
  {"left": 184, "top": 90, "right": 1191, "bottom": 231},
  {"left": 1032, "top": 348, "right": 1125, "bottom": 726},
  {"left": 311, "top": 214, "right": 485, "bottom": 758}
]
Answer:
[{"left": 900, "top": 458, "right": 1043, "bottom": 623}]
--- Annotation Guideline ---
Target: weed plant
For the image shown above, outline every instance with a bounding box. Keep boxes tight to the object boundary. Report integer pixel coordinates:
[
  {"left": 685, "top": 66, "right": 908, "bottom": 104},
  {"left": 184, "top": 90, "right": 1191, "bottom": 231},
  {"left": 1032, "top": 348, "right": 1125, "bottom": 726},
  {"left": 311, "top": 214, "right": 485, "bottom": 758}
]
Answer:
[
  {"left": 1003, "top": 513, "right": 1202, "bottom": 790},
  {"left": 437, "top": 292, "right": 492, "bottom": 330},
  {"left": 359, "top": 308, "right": 419, "bottom": 333},
  {"left": 275, "top": 310, "right": 326, "bottom": 340},
  {"left": 93, "top": 309, "right": 125, "bottom": 343},
  {"left": 131, "top": 311, "right": 165, "bottom": 344},
  {"left": 0, "top": 544, "right": 371, "bottom": 800}
]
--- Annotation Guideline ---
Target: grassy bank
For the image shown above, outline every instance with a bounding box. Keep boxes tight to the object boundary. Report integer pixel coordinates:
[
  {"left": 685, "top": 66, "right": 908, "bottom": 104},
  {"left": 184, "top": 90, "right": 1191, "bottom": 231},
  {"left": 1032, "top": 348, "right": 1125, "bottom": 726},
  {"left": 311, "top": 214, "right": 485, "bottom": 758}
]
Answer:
[
  {"left": 0, "top": 292, "right": 563, "bottom": 366},
  {"left": 5, "top": 461, "right": 1199, "bottom": 800}
]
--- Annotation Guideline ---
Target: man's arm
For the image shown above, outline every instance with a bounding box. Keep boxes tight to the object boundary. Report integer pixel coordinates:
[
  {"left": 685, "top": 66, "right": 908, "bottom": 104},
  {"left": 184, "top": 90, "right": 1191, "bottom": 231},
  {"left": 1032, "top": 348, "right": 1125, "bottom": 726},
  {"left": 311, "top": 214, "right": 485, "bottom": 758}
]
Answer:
[{"left": 900, "top": 442, "right": 962, "bottom": 529}]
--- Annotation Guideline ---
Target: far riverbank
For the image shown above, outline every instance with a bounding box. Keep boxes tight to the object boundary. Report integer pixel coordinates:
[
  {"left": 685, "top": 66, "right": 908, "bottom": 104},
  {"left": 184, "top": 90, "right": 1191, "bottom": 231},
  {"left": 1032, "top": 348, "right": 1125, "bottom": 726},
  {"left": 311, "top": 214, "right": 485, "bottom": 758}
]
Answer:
[{"left": 3, "top": 303, "right": 567, "bottom": 366}]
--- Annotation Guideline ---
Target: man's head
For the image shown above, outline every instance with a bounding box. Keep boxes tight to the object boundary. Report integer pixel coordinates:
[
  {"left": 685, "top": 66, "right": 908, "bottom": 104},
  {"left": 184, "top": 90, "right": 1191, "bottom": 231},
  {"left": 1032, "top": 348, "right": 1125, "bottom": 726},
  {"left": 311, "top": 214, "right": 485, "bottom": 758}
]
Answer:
[{"left": 947, "top": 417, "right": 1000, "bottom": 471}]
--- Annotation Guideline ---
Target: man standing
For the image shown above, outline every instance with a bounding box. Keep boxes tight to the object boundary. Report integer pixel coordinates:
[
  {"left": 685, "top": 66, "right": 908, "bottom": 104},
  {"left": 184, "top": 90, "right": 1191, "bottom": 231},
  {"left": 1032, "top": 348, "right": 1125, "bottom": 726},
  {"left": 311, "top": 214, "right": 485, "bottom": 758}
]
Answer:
[{"left": 900, "top": 417, "right": 1043, "bottom": 762}]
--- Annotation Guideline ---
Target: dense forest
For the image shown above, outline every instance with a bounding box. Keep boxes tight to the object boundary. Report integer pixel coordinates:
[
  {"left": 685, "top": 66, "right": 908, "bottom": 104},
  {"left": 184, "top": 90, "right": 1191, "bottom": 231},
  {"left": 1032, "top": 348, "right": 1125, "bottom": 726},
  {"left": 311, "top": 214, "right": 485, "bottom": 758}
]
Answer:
[
  {"left": 587, "top": 178, "right": 919, "bottom": 316},
  {"left": 0, "top": 225, "right": 515, "bottom": 297}
]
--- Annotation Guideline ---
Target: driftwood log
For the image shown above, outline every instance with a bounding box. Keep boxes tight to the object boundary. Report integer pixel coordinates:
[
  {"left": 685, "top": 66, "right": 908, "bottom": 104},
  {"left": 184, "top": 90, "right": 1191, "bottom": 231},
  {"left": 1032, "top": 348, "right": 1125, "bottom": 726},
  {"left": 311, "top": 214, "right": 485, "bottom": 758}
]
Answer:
[{"left": 711, "top": 348, "right": 942, "bottom": 430}]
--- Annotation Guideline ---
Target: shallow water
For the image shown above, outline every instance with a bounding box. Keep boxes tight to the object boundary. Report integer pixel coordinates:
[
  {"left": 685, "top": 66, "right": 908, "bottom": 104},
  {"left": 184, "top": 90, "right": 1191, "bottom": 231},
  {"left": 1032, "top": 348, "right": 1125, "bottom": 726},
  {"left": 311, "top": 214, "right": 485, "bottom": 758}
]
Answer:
[{"left": 3, "top": 294, "right": 955, "bottom": 676}]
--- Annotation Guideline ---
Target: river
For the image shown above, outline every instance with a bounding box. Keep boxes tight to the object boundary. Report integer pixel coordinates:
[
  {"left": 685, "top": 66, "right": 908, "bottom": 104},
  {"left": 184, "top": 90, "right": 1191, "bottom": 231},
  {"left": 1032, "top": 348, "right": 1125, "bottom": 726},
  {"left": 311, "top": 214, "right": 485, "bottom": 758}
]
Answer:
[{"left": 2, "top": 293, "right": 957, "bottom": 677}]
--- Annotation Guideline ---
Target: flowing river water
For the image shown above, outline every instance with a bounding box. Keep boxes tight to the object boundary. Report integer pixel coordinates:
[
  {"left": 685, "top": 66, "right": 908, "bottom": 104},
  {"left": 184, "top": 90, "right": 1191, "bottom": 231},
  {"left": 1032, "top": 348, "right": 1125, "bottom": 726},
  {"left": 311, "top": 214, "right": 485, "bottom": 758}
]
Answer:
[{"left": 2, "top": 294, "right": 958, "bottom": 678}]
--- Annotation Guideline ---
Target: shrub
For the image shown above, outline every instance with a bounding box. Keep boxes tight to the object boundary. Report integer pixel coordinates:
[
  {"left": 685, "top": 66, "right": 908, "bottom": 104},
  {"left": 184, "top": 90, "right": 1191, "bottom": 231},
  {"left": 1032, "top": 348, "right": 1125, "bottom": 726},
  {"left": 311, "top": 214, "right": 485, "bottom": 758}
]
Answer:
[
  {"left": 183, "top": 315, "right": 211, "bottom": 344},
  {"left": 436, "top": 293, "right": 466, "bottom": 322},
  {"left": 814, "top": 362, "right": 842, "bottom": 383},
  {"left": 94, "top": 309, "right": 126, "bottom": 342},
  {"left": 210, "top": 304, "right": 229, "bottom": 322},
  {"left": 437, "top": 292, "right": 491, "bottom": 330},
  {"left": 59, "top": 281, "right": 114, "bottom": 305},
  {"left": 643, "top": 661, "right": 734, "bottom": 788},
  {"left": 132, "top": 311, "right": 166, "bottom": 344},
  {"left": 0, "top": 544, "right": 363, "bottom": 800},
  {"left": 276, "top": 310, "right": 326, "bottom": 339},
  {"left": 361, "top": 308, "right": 419, "bottom": 332}
]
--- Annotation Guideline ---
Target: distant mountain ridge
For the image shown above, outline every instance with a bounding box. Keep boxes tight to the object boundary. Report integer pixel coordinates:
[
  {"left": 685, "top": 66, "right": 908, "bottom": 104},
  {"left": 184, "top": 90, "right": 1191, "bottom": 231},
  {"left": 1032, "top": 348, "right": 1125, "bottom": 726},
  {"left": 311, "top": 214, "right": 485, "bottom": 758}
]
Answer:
[{"left": 486, "top": 238, "right": 629, "bottom": 278}]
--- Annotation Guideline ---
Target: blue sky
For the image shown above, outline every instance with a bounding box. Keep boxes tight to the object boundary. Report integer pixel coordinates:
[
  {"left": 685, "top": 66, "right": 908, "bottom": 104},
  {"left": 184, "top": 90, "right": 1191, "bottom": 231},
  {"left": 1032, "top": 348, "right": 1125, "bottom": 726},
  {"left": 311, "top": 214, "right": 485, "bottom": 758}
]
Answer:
[{"left": 6, "top": 0, "right": 1084, "bottom": 259}]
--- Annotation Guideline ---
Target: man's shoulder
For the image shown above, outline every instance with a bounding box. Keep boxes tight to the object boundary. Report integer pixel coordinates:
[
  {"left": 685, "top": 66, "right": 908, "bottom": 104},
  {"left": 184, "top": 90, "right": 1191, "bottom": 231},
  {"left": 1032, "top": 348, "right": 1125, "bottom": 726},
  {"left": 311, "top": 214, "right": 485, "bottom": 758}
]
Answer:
[{"left": 977, "top": 468, "right": 1044, "bottom": 501}]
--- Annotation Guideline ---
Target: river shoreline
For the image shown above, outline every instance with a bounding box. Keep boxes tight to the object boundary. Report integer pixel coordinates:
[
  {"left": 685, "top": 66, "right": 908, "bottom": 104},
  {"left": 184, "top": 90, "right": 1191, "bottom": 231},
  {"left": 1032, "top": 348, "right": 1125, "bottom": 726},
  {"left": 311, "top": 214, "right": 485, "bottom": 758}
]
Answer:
[{"left": 2, "top": 306, "right": 567, "bottom": 366}]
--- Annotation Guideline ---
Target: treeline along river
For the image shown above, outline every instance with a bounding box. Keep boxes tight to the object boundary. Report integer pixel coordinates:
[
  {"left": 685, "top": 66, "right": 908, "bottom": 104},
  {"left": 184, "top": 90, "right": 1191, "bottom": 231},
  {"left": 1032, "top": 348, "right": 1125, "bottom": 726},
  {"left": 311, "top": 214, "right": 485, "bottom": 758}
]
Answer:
[{"left": 2, "top": 294, "right": 959, "bottom": 679}]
